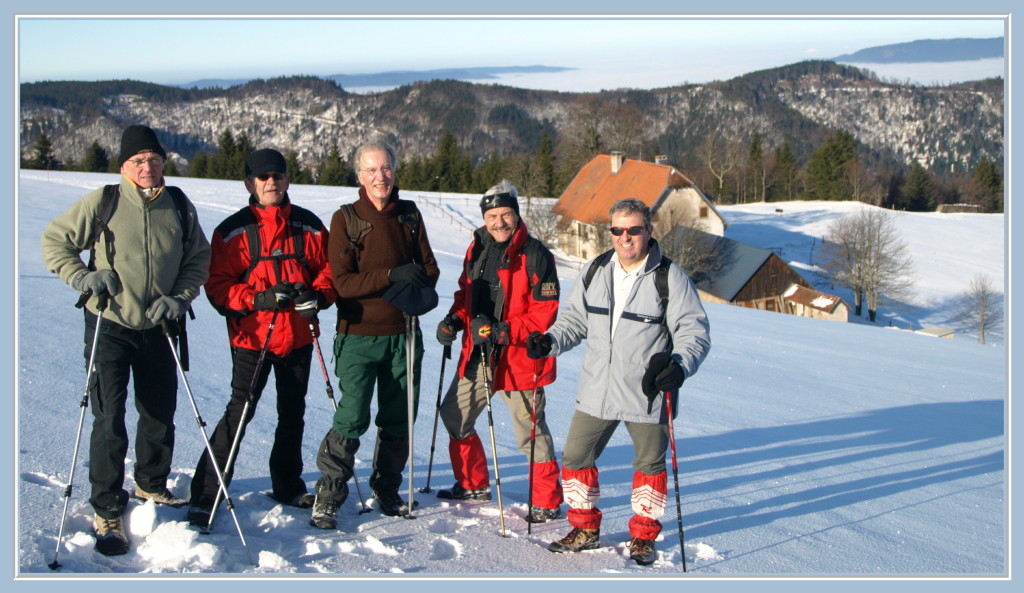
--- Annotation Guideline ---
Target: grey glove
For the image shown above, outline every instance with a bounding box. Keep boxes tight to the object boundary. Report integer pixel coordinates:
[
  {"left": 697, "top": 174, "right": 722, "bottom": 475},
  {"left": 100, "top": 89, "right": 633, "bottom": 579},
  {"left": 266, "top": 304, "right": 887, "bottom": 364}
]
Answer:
[
  {"left": 72, "top": 269, "right": 121, "bottom": 296},
  {"left": 146, "top": 295, "right": 188, "bottom": 322}
]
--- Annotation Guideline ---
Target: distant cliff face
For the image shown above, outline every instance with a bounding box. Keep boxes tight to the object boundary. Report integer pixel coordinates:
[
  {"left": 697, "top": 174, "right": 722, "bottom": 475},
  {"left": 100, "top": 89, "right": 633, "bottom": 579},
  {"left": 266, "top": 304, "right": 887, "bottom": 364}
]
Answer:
[{"left": 19, "top": 61, "right": 1003, "bottom": 177}]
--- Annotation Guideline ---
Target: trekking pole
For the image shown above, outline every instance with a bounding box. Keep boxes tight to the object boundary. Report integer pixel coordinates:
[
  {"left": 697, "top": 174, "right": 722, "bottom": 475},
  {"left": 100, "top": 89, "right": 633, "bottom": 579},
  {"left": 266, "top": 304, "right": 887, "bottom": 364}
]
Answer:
[
  {"left": 206, "top": 309, "right": 279, "bottom": 532},
  {"left": 479, "top": 346, "right": 507, "bottom": 537},
  {"left": 526, "top": 360, "right": 541, "bottom": 535},
  {"left": 420, "top": 344, "right": 451, "bottom": 494},
  {"left": 403, "top": 314, "right": 417, "bottom": 519},
  {"left": 310, "top": 317, "right": 372, "bottom": 514},
  {"left": 664, "top": 389, "right": 687, "bottom": 572},
  {"left": 49, "top": 293, "right": 107, "bottom": 571},
  {"left": 162, "top": 319, "right": 255, "bottom": 566}
]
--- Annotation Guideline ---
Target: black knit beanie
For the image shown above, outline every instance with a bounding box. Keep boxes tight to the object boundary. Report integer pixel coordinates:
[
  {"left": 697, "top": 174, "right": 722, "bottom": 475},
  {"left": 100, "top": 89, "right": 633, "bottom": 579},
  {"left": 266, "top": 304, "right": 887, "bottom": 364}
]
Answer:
[
  {"left": 480, "top": 191, "right": 520, "bottom": 216},
  {"left": 119, "top": 125, "right": 166, "bottom": 166}
]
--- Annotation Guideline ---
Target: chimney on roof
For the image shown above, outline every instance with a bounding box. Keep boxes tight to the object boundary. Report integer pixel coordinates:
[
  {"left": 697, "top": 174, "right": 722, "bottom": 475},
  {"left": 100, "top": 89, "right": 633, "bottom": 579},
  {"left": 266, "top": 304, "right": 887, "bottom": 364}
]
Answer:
[
  {"left": 655, "top": 155, "right": 668, "bottom": 165},
  {"left": 610, "top": 151, "right": 625, "bottom": 174}
]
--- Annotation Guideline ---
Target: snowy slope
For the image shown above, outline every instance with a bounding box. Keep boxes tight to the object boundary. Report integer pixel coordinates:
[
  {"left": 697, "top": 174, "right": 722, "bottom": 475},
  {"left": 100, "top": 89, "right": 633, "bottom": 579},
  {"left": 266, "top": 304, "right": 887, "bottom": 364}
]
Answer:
[{"left": 14, "top": 171, "right": 1005, "bottom": 577}]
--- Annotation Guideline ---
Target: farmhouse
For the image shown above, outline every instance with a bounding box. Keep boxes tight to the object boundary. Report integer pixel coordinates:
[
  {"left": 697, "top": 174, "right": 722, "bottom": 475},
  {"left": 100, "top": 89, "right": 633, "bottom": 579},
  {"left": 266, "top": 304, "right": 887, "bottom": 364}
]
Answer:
[
  {"left": 781, "top": 283, "right": 851, "bottom": 322},
  {"left": 553, "top": 152, "right": 726, "bottom": 260}
]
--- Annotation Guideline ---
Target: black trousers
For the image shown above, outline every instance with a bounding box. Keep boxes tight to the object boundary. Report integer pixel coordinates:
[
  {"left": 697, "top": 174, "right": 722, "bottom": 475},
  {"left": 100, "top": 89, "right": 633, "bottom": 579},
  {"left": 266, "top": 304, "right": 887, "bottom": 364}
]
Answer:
[
  {"left": 190, "top": 344, "right": 312, "bottom": 507},
  {"left": 84, "top": 310, "right": 178, "bottom": 519}
]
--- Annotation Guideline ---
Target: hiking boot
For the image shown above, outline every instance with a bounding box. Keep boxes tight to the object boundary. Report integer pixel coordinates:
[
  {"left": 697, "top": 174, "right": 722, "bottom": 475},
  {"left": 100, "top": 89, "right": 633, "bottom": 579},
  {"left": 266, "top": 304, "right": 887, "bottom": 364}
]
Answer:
[
  {"left": 436, "top": 483, "right": 491, "bottom": 502},
  {"left": 547, "top": 527, "right": 600, "bottom": 553},
  {"left": 270, "top": 492, "right": 316, "bottom": 509},
  {"left": 134, "top": 485, "right": 187, "bottom": 507},
  {"left": 93, "top": 515, "right": 129, "bottom": 556},
  {"left": 309, "top": 494, "right": 339, "bottom": 530},
  {"left": 187, "top": 505, "right": 212, "bottom": 529},
  {"left": 374, "top": 489, "right": 413, "bottom": 517},
  {"left": 628, "top": 537, "right": 657, "bottom": 566},
  {"left": 526, "top": 505, "right": 562, "bottom": 524}
]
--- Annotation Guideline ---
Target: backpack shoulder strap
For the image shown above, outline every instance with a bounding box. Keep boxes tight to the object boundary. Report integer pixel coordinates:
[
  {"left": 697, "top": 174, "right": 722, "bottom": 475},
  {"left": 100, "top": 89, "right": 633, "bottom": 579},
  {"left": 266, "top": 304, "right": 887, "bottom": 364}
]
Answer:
[
  {"left": 582, "top": 248, "right": 615, "bottom": 291},
  {"left": 655, "top": 255, "right": 671, "bottom": 308},
  {"left": 164, "top": 186, "right": 192, "bottom": 246},
  {"left": 339, "top": 202, "right": 372, "bottom": 256},
  {"left": 89, "top": 184, "right": 120, "bottom": 271}
]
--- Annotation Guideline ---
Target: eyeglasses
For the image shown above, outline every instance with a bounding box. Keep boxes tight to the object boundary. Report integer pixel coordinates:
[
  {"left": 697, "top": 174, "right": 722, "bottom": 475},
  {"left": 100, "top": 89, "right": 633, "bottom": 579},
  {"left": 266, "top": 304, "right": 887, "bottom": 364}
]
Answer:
[
  {"left": 127, "top": 156, "right": 164, "bottom": 168},
  {"left": 360, "top": 166, "right": 393, "bottom": 177},
  {"left": 609, "top": 225, "right": 646, "bottom": 236},
  {"left": 256, "top": 172, "right": 285, "bottom": 181}
]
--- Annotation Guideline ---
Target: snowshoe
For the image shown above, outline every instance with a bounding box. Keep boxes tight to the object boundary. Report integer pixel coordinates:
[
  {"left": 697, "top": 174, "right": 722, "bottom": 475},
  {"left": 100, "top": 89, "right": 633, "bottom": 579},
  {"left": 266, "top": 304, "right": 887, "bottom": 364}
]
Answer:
[
  {"left": 373, "top": 489, "right": 418, "bottom": 517},
  {"left": 526, "top": 505, "right": 562, "bottom": 523}
]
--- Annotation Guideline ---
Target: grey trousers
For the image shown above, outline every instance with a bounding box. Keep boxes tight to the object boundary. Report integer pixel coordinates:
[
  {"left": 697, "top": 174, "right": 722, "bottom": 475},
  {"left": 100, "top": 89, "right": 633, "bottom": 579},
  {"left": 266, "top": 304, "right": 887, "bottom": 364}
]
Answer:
[
  {"left": 439, "top": 359, "right": 556, "bottom": 463},
  {"left": 561, "top": 409, "right": 668, "bottom": 475}
]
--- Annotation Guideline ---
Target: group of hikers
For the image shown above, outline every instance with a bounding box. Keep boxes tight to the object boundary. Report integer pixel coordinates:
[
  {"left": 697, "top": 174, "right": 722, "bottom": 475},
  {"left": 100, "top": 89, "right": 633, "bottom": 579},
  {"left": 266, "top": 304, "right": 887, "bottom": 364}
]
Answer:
[{"left": 41, "top": 124, "right": 711, "bottom": 568}]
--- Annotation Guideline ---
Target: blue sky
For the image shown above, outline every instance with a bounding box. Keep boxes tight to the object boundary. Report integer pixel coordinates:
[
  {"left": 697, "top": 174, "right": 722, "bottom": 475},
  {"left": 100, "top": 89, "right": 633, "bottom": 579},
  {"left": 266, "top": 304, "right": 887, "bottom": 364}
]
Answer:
[{"left": 17, "top": 16, "right": 1005, "bottom": 91}]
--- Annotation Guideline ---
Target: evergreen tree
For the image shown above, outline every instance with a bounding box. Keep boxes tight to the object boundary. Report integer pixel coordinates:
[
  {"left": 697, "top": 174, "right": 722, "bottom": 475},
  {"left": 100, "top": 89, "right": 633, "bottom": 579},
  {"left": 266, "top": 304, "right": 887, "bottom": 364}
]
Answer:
[
  {"left": 804, "top": 130, "right": 857, "bottom": 201},
  {"left": 210, "top": 129, "right": 237, "bottom": 179},
  {"left": 318, "top": 143, "right": 351, "bottom": 186},
  {"left": 471, "top": 153, "right": 505, "bottom": 194},
  {"left": 747, "top": 132, "right": 765, "bottom": 202},
  {"left": 969, "top": 156, "right": 1003, "bottom": 213},
  {"left": 232, "top": 132, "right": 255, "bottom": 179},
  {"left": 80, "top": 140, "right": 110, "bottom": 172},
  {"left": 531, "top": 131, "right": 557, "bottom": 198},
  {"left": 899, "top": 161, "right": 937, "bottom": 211},
  {"left": 285, "top": 150, "right": 312, "bottom": 184},
  {"left": 771, "top": 141, "right": 799, "bottom": 201},
  {"left": 189, "top": 151, "right": 211, "bottom": 178},
  {"left": 29, "top": 132, "right": 62, "bottom": 171},
  {"left": 432, "top": 131, "right": 472, "bottom": 193}
]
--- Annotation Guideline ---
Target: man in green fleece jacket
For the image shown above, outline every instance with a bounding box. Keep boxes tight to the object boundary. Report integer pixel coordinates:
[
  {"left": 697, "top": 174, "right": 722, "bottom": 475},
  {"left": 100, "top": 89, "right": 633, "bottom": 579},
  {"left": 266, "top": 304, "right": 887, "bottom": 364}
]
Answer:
[{"left": 41, "top": 125, "right": 211, "bottom": 556}]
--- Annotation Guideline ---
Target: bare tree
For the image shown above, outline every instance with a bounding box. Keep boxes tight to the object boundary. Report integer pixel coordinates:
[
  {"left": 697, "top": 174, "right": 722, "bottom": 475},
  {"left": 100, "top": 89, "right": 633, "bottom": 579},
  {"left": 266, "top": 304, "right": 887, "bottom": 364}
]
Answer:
[
  {"left": 951, "top": 274, "right": 1004, "bottom": 344},
  {"left": 661, "top": 225, "right": 735, "bottom": 286},
  {"left": 819, "top": 208, "right": 915, "bottom": 322},
  {"left": 697, "top": 134, "right": 742, "bottom": 202},
  {"left": 520, "top": 200, "right": 562, "bottom": 250}
]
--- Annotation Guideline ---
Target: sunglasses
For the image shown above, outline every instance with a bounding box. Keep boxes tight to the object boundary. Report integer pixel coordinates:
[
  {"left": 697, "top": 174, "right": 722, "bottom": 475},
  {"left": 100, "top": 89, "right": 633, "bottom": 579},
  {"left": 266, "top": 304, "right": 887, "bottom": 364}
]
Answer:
[
  {"left": 257, "top": 172, "right": 285, "bottom": 181},
  {"left": 609, "top": 225, "right": 646, "bottom": 236}
]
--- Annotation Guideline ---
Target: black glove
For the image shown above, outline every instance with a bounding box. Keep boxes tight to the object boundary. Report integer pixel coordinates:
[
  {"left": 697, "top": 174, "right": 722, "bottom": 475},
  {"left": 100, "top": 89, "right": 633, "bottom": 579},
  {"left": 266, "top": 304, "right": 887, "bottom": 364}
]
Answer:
[
  {"left": 72, "top": 269, "right": 121, "bottom": 296},
  {"left": 293, "top": 283, "right": 326, "bottom": 317},
  {"left": 469, "top": 315, "right": 509, "bottom": 348},
  {"left": 388, "top": 263, "right": 428, "bottom": 288},
  {"left": 253, "top": 282, "right": 296, "bottom": 311},
  {"left": 436, "top": 313, "right": 463, "bottom": 346},
  {"left": 525, "top": 331, "right": 553, "bottom": 359},
  {"left": 641, "top": 352, "right": 686, "bottom": 399}
]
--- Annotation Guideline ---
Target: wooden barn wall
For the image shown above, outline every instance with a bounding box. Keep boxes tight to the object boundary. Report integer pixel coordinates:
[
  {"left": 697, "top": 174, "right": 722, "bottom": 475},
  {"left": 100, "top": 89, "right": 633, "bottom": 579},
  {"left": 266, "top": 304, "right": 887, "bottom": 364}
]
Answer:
[{"left": 733, "top": 254, "right": 811, "bottom": 304}]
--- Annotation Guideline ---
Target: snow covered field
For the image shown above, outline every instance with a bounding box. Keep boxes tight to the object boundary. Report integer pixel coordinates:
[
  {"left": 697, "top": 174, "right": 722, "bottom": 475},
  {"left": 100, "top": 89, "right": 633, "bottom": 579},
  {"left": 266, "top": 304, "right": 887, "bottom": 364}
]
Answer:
[{"left": 14, "top": 171, "right": 1006, "bottom": 580}]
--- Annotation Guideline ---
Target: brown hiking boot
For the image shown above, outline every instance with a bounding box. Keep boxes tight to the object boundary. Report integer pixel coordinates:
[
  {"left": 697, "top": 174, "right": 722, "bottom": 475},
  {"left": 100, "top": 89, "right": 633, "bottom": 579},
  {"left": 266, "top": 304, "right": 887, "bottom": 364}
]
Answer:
[
  {"left": 134, "top": 485, "right": 187, "bottom": 507},
  {"left": 628, "top": 537, "right": 657, "bottom": 565},
  {"left": 547, "top": 527, "right": 600, "bottom": 553},
  {"left": 93, "top": 515, "right": 129, "bottom": 556}
]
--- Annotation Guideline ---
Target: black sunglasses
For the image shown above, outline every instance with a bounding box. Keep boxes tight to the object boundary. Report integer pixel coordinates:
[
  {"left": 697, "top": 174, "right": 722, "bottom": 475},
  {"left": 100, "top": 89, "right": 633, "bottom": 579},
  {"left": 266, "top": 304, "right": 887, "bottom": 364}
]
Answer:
[
  {"left": 257, "top": 172, "right": 285, "bottom": 181},
  {"left": 609, "top": 225, "right": 646, "bottom": 236}
]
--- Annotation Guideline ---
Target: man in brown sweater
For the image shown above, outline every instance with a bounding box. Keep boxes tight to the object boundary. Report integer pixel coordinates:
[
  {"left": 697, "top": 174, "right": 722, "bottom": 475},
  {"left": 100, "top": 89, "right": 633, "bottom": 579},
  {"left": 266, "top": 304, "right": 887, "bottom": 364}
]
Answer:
[{"left": 310, "top": 140, "right": 439, "bottom": 528}]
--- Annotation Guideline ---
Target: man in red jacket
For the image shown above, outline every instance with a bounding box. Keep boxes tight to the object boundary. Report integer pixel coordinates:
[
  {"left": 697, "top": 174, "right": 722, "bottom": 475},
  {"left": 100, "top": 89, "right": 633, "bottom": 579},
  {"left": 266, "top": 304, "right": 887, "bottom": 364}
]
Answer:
[
  {"left": 187, "top": 148, "right": 336, "bottom": 527},
  {"left": 434, "top": 180, "right": 563, "bottom": 522}
]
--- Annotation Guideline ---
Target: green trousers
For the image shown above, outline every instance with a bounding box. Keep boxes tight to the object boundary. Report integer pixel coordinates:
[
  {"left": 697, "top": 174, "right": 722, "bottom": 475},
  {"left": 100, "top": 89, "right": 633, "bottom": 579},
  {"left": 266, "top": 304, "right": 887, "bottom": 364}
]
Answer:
[{"left": 331, "top": 330, "right": 423, "bottom": 439}]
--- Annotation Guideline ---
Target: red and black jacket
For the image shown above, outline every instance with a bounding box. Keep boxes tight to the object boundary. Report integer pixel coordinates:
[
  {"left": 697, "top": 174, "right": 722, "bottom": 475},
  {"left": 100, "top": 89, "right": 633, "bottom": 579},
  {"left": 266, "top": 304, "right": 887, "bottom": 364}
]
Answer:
[
  {"left": 206, "top": 195, "right": 336, "bottom": 357},
  {"left": 450, "top": 219, "right": 559, "bottom": 391}
]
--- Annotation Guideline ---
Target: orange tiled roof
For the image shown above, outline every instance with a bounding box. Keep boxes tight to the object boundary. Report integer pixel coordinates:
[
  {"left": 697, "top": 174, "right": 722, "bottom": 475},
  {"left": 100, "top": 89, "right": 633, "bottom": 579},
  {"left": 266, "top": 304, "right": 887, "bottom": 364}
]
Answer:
[{"left": 553, "top": 155, "right": 693, "bottom": 226}]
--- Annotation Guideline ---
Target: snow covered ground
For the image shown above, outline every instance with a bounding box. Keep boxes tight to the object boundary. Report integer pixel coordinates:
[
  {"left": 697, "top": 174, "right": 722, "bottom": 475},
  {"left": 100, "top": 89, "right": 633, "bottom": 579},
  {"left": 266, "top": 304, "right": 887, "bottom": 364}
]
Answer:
[{"left": 13, "top": 171, "right": 1006, "bottom": 581}]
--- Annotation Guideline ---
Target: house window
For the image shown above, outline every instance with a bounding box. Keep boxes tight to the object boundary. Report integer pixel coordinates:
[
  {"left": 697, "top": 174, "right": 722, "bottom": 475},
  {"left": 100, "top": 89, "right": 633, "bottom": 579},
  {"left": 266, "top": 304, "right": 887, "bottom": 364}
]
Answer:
[{"left": 700, "top": 206, "right": 708, "bottom": 218}]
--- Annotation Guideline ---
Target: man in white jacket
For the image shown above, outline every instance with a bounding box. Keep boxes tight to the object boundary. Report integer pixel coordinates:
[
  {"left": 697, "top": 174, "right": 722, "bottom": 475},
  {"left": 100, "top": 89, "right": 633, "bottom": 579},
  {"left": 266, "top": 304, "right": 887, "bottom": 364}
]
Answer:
[{"left": 526, "top": 198, "right": 710, "bottom": 566}]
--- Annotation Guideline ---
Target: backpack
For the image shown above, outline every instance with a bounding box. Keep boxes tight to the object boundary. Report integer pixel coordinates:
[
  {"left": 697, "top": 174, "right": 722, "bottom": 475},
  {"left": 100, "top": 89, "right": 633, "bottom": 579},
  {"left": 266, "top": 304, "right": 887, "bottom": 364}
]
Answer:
[
  {"left": 585, "top": 246, "right": 671, "bottom": 335},
  {"left": 208, "top": 204, "right": 321, "bottom": 318},
  {"left": 78, "top": 183, "right": 197, "bottom": 368},
  {"left": 337, "top": 200, "right": 422, "bottom": 259}
]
